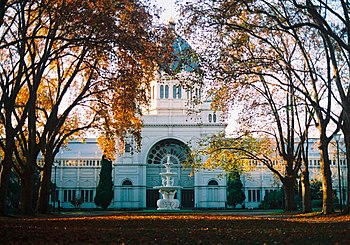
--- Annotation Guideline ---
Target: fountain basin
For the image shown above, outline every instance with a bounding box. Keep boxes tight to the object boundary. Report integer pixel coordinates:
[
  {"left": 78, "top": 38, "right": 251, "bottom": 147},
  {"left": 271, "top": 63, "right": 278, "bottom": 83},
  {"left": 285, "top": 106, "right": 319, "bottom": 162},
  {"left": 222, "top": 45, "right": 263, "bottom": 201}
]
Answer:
[
  {"left": 153, "top": 186, "right": 183, "bottom": 191},
  {"left": 160, "top": 172, "right": 177, "bottom": 176},
  {"left": 153, "top": 186, "right": 183, "bottom": 210}
]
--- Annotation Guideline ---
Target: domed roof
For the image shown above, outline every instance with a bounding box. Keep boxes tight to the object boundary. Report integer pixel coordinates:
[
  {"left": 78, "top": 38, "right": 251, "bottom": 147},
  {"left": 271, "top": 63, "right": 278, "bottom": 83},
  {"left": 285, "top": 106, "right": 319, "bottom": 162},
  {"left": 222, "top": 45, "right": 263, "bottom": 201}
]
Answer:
[
  {"left": 161, "top": 23, "right": 199, "bottom": 74},
  {"left": 170, "top": 35, "right": 199, "bottom": 73}
]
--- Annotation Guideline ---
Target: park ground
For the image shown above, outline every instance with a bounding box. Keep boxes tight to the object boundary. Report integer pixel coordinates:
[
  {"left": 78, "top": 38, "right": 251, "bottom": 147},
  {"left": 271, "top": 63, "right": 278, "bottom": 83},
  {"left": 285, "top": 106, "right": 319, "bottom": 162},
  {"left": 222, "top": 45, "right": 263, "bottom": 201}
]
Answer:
[{"left": 1, "top": 210, "right": 350, "bottom": 244}]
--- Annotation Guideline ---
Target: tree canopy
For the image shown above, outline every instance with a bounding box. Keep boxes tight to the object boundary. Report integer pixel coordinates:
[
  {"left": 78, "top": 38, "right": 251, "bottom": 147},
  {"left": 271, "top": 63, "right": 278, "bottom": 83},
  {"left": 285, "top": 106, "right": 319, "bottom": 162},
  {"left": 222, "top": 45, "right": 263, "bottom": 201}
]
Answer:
[
  {"left": 0, "top": 0, "right": 171, "bottom": 215},
  {"left": 179, "top": 0, "right": 350, "bottom": 214}
]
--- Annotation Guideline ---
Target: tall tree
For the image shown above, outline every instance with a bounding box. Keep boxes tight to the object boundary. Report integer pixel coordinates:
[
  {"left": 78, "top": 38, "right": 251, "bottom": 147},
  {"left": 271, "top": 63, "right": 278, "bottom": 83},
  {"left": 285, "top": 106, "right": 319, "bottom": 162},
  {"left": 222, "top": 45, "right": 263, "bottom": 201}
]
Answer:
[
  {"left": 292, "top": 0, "right": 350, "bottom": 214},
  {"left": 0, "top": 0, "right": 37, "bottom": 215},
  {"left": 179, "top": 0, "right": 342, "bottom": 214},
  {"left": 94, "top": 155, "right": 114, "bottom": 210},
  {"left": 0, "top": 0, "right": 167, "bottom": 215},
  {"left": 227, "top": 171, "right": 245, "bottom": 208},
  {"left": 34, "top": 0, "right": 165, "bottom": 214},
  {"left": 180, "top": 0, "right": 312, "bottom": 211},
  {"left": 300, "top": 125, "right": 312, "bottom": 213}
]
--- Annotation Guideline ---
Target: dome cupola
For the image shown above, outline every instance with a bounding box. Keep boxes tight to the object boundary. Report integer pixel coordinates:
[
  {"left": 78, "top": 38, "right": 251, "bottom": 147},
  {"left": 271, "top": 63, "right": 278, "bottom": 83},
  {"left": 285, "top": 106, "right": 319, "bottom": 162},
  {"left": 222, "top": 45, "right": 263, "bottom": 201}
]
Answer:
[{"left": 161, "top": 21, "right": 199, "bottom": 75}]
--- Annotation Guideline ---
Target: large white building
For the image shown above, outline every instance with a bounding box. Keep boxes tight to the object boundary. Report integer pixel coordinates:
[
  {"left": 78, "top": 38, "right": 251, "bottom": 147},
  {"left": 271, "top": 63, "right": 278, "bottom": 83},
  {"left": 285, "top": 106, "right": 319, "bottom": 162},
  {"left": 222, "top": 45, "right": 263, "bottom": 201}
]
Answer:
[
  {"left": 50, "top": 30, "right": 348, "bottom": 210},
  {"left": 52, "top": 135, "right": 348, "bottom": 210},
  {"left": 52, "top": 72, "right": 229, "bottom": 209},
  {"left": 52, "top": 30, "right": 231, "bottom": 210}
]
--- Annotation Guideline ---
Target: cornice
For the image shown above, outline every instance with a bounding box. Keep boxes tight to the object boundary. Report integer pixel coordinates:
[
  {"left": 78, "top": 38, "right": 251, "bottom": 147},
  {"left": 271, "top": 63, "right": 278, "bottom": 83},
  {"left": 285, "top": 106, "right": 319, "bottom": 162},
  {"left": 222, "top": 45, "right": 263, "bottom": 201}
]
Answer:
[{"left": 143, "top": 123, "right": 227, "bottom": 127}]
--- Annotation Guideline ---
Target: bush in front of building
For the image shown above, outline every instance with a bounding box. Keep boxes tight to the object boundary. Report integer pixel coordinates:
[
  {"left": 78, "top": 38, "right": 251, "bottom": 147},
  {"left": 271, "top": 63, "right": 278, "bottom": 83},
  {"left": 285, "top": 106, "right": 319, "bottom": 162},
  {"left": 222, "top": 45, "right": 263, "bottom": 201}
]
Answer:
[
  {"left": 7, "top": 171, "right": 21, "bottom": 214},
  {"left": 259, "top": 190, "right": 284, "bottom": 209},
  {"left": 227, "top": 171, "right": 245, "bottom": 208},
  {"left": 94, "top": 155, "right": 114, "bottom": 210},
  {"left": 70, "top": 197, "right": 84, "bottom": 209},
  {"left": 310, "top": 179, "right": 322, "bottom": 200},
  {"left": 310, "top": 179, "right": 323, "bottom": 209}
]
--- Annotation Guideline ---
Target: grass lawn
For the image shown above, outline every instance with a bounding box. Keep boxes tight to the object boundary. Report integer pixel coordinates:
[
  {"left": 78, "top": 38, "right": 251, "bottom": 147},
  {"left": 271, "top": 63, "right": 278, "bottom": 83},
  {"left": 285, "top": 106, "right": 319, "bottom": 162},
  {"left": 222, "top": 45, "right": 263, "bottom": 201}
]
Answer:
[{"left": 1, "top": 211, "right": 349, "bottom": 244}]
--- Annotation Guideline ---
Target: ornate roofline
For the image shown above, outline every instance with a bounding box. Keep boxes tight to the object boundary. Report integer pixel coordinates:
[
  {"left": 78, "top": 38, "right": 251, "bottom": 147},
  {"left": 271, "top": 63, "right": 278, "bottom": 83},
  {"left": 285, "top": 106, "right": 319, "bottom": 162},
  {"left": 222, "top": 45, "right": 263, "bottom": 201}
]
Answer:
[{"left": 143, "top": 123, "right": 227, "bottom": 127}]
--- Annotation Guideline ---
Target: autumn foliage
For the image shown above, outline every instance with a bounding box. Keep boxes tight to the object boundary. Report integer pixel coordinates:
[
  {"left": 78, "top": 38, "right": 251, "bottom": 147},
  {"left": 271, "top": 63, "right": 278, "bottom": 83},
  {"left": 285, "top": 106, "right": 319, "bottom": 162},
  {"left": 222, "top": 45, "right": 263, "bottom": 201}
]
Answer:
[
  {"left": 179, "top": 0, "right": 350, "bottom": 214},
  {"left": 0, "top": 0, "right": 173, "bottom": 215},
  {"left": 1, "top": 212, "right": 350, "bottom": 244}
]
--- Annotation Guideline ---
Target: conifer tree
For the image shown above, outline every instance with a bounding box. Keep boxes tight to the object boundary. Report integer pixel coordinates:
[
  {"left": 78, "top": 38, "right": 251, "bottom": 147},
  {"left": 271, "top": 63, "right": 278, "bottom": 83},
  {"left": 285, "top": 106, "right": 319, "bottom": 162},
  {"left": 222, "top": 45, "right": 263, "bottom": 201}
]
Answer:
[
  {"left": 94, "top": 156, "right": 114, "bottom": 210},
  {"left": 227, "top": 172, "right": 245, "bottom": 208}
]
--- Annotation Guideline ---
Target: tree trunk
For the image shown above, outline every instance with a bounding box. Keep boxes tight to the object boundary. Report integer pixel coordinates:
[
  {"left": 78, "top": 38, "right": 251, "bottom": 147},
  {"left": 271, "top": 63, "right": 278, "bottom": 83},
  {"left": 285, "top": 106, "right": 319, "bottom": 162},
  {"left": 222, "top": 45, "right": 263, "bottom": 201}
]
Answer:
[
  {"left": 19, "top": 165, "right": 36, "bottom": 216},
  {"left": 319, "top": 143, "right": 334, "bottom": 214},
  {"left": 0, "top": 159, "right": 12, "bottom": 216},
  {"left": 301, "top": 168, "right": 312, "bottom": 213},
  {"left": 0, "top": 0, "right": 7, "bottom": 27},
  {"left": 36, "top": 158, "right": 53, "bottom": 214},
  {"left": 342, "top": 124, "right": 350, "bottom": 214},
  {"left": 283, "top": 176, "right": 297, "bottom": 211},
  {"left": 0, "top": 130, "right": 16, "bottom": 216}
]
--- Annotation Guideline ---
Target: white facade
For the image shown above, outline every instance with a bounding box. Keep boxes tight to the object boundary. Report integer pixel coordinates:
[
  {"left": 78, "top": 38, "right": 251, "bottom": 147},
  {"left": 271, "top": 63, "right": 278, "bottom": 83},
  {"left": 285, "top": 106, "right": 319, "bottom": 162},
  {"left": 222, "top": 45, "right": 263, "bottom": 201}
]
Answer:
[
  {"left": 50, "top": 76, "right": 349, "bottom": 210},
  {"left": 240, "top": 138, "right": 348, "bottom": 209},
  {"left": 50, "top": 79, "right": 349, "bottom": 209},
  {"left": 50, "top": 92, "right": 349, "bottom": 210},
  {"left": 49, "top": 28, "right": 348, "bottom": 210},
  {"left": 52, "top": 72, "right": 228, "bottom": 209}
]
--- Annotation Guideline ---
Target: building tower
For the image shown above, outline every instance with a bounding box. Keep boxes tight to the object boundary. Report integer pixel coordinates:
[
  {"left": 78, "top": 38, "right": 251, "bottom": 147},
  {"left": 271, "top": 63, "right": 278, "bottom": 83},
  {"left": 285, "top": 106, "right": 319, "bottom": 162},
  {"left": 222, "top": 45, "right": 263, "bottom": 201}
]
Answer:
[
  {"left": 52, "top": 22, "right": 228, "bottom": 209},
  {"left": 113, "top": 21, "right": 227, "bottom": 209}
]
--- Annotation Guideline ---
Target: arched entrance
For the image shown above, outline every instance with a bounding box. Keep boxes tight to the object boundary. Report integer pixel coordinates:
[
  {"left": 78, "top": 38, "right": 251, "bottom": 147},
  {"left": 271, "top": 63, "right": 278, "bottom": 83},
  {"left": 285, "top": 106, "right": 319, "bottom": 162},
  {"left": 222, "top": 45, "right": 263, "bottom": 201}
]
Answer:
[{"left": 146, "top": 139, "right": 194, "bottom": 208}]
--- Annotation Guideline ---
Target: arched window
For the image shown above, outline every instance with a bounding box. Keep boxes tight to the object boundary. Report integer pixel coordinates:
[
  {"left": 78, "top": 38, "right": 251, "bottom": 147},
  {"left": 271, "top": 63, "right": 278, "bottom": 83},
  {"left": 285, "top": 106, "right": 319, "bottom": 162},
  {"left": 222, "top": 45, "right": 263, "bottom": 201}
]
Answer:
[
  {"left": 165, "top": 85, "right": 169, "bottom": 98},
  {"left": 121, "top": 180, "right": 133, "bottom": 204},
  {"left": 173, "top": 85, "right": 182, "bottom": 99},
  {"left": 208, "top": 180, "right": 219, "bottom": 186},
  {"left": 122, "top": 180, "right": 133, "bottom": 186},
  {"left": 213, "top": 113, "right": 217, "bottom": 122},
  {"left": 208, "top": 180, "right": 219, "bottom": 205},
  {"left": 125, "top": 143, "right": 131, "bottom": 153},
  {"left": 208, "top": 114, "right": 212, "bottom": 122},
  {"left": 178, "top": 86, "right": 182, "bottom": 98},
  {"left": 160, "top": 85, "right": 164, "bottom": 99},
  {"left": 147, "top": 139, "right": 190, "bottom": 165}
]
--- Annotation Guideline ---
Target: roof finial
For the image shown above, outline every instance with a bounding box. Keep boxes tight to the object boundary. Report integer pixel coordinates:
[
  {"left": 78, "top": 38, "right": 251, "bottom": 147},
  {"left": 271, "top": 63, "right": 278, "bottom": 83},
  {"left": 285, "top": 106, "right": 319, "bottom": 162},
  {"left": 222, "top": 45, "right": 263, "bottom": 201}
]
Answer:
[{"left": 167, "top": 17, "right": 176, "bottom": 30}]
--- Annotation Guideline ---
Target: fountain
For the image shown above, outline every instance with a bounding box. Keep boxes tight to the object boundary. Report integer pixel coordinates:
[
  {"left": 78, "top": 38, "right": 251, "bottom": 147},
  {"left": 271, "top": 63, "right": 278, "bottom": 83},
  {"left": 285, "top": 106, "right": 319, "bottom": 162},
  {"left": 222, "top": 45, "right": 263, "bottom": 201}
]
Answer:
[{"left": 154, "top": 155, "right": 182, "bottom": 210}]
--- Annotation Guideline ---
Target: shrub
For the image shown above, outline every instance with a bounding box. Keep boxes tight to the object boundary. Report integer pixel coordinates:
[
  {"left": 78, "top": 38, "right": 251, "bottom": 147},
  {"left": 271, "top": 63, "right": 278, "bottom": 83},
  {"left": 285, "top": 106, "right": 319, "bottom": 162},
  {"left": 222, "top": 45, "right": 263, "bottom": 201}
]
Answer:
[
  {"left": 70, "top": 197, "right": 84, "bottom": 209},
  {"left": 94, "top": 155, "right": 114, "bottom": 210},
  {"left": 227, "top": 172, "right": 245, "bottom": 208},
  {"left": 259, "top": 190, "right": 283, "bottom": 209}
]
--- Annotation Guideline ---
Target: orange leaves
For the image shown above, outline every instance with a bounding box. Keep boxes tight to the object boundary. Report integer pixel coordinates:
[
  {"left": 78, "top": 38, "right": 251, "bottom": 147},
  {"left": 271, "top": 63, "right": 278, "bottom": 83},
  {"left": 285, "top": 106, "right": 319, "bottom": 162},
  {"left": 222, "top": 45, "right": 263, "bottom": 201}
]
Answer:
[
  {"left": 15, "top": 85, "right": 30, "bottom": 108},
  {"left": 2, "top": 213, "right": 350, "bottom": 244},
  {"left": 0, "top": 0, "right": 170, "bottom": 215},
  {"left": 1, "top": 0, "right": 168, "bottom": 161},
  {"left": 97, "top": 134, "right": 117, "bottom": 160}
]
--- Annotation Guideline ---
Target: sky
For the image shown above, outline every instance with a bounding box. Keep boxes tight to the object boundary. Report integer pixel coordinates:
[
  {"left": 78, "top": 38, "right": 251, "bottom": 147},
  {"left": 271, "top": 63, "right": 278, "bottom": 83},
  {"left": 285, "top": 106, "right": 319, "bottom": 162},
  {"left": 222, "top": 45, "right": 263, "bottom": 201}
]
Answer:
[{"left": 152, "top": 0, "right": 179, "bottom": 23}]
